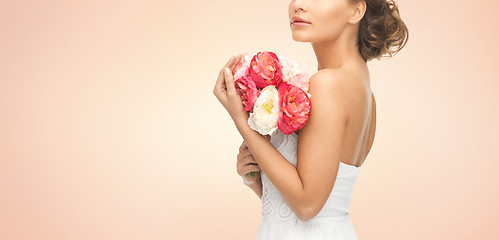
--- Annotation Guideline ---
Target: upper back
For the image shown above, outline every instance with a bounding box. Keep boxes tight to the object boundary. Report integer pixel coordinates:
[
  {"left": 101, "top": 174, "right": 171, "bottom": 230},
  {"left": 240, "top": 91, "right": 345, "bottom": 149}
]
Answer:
[{"left": 308, "top": 62, "right": 376, "bottom": 168}]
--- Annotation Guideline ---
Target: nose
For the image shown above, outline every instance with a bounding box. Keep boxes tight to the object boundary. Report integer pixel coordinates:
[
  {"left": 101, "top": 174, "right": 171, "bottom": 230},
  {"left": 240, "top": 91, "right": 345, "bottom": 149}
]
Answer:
[{"left": 293, "top": 0, "right": 306, "bottom": 12}]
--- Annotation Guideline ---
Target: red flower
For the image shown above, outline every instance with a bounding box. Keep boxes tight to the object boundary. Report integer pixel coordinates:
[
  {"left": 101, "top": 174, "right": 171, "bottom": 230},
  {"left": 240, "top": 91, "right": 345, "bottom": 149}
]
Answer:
[
  {"left": 277, "top": 82, "right": 311, "bottom": 135},
  {"left": 248, "top": 51, "right": 283, "bottom": 88},
  {"left": 234, "top": 76, "right": 260, "bottom": 112}
]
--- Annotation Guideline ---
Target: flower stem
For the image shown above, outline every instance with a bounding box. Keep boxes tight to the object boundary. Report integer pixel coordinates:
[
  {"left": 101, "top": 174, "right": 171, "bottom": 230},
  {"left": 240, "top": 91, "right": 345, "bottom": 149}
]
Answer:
[{"left": 246, "top": 171, "right": 258, "bottom": 178}]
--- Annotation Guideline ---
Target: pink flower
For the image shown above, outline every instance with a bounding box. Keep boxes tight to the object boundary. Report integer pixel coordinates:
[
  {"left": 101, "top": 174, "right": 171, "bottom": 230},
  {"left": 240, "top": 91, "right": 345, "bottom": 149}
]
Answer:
[
  {"left": 248, "top": 51, "right": 283, "bottom": 88},
  {"left": 285, "top": 73, "right": 310, "bottom": 93},
  {"left": 233, "top": 52, "right": 253, "bottom": 80},
  {"left": 234, "top": 76, "right": 260, "bottom": 112},
  {"left": 279, "top": 55, "right": 310, "bottom": 93},
  {"left": 277, "top": 82, "right": 312, "bottom": 135}
]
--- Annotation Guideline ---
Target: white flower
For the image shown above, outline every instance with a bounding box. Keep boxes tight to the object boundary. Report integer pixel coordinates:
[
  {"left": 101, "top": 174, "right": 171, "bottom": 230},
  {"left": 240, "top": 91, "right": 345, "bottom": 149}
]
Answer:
[{"left": 248, "top": 85, "right": 280, "bottom": 136}]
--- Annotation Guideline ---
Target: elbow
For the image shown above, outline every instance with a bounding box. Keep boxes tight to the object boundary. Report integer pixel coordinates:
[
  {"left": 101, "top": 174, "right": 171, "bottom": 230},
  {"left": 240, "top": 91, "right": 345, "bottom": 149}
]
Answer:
[{"left": 296, "top": 204, "right": 320, "bottom": 222}]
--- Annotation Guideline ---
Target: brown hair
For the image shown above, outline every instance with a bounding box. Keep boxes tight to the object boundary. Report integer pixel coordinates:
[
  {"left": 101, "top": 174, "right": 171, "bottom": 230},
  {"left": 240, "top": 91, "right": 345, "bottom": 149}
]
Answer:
[{"left": 353, "top": 0, "right": 409, "bottom": 62}]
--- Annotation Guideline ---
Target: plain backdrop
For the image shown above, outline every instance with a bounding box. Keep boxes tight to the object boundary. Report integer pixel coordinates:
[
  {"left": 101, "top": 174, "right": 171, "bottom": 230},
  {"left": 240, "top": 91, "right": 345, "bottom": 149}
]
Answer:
[{"left": 1, "top": 0, "right": 498, "bottom": 239}]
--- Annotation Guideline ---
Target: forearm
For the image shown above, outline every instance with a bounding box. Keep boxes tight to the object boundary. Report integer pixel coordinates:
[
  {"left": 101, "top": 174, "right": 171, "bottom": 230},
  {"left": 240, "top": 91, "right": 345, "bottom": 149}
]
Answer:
[
  {"left": 234, "top": 118, "right": 306, "bottom": 216},
  {"left": 245, "top": 178, "right": 263, "bottom": 199}
]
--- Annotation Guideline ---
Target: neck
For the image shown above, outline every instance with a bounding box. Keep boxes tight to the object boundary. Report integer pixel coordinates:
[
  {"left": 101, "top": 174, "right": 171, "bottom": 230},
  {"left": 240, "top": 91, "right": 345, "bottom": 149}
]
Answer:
[{"left": 311, "top": 28, "right": 363, "bottom": 71}]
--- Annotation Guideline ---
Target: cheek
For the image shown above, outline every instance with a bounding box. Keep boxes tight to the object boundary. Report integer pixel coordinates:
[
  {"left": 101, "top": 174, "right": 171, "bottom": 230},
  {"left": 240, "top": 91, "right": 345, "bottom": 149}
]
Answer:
[{"left": 312, "top": 3, "right": 349, "bottom": 37}]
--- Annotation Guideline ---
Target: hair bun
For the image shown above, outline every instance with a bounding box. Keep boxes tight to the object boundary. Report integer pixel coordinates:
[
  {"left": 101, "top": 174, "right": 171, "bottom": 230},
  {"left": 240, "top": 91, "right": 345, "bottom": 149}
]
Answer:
[{"left": 357, "top": 0, "right": 409, "bottom": 62}]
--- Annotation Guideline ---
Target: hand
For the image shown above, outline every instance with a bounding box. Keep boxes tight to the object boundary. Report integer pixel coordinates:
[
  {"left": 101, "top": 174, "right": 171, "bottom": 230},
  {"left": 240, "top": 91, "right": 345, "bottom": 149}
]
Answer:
[
  {"left": 236, "top": 135, "right": 271, "bottom": 184},
  {"left": 213, "top": 54, "right": 249, "bottom": 124},
  {"left": 237, "top": 140, "right": 262, "bottom": 185}
]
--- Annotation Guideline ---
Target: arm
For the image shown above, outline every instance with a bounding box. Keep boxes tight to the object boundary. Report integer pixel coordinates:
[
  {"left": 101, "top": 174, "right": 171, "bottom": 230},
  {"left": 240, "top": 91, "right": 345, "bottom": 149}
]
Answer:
[
  {"left": 244, "top": 173, "right": 262, "bottom": 199},
  {"left": 234, "top": 70, "right": 350, "bottom": 221}
]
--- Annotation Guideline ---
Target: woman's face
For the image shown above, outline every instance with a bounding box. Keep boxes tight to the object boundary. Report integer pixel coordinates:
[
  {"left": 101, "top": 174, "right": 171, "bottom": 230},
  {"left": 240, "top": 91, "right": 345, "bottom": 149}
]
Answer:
[{"left": 289, "top": 0, "right": 354, "bottom": 43}]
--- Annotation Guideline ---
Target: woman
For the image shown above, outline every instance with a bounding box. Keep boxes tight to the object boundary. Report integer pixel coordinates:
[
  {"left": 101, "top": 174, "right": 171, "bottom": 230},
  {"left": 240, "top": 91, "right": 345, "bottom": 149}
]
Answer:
[{"left": 213, "top": 0, "right": 408, "bottom": 239}]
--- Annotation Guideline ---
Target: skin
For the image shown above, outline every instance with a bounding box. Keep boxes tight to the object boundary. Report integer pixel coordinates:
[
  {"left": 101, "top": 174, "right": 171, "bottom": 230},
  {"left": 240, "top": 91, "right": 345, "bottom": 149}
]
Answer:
[{"left": 213, "top": 0, "right": 377, "bottom": 221}]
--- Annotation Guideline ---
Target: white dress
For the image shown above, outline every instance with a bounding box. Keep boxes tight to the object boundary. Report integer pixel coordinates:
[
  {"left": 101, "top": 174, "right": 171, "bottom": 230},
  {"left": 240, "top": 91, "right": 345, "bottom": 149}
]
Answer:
[{"left": 256, "top": 129, "right": 362, "bottom": 240}]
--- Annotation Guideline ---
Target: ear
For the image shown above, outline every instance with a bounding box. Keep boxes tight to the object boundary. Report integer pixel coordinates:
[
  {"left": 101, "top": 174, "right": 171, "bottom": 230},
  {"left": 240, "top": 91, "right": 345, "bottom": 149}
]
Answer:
[{"left": 348, "top": 1, "right": 366, "bottom": 24}]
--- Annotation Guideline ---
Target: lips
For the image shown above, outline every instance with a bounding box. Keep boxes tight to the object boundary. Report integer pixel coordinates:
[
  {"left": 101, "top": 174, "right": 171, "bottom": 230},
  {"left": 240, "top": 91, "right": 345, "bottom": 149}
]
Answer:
[{"left": 291, "top": 16, "right": 311, "bottom": 24}]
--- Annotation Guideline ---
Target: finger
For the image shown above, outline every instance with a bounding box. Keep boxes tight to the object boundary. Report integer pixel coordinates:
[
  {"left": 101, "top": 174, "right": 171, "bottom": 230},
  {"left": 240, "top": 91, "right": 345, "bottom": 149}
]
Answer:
[
  {"left": 238, "top": 149, "right": 256, "bottom": 162},
  {"left": 240, "top": 146, "right": 252, "bottom": 158},
  {"left": 236, "top": 158, "right": 245, "bottom": 176},
  {"left": 242, "top": 155, "right": 257, "bottom": 165},
  {"left": 239, "top": 148, "right": 251, "bottom": 158},
  {"left": 242, "top": 156, "right": 259, "bottom": 168},
  {"left": 224, "top": 55, "right": 236, "bottom": 69},
  {"left": 230, "top": 54, "right": 242, "bottom": 72},
  {"left": 215, "top": 55, "right": 236, "bottom": 94},
  {"left": 245, "top": 165, "right": 261, "bottom": 173},
  {"left": 213, "top": 69, "right": 228, "bottom": 101},
  {"left": 242, "top": 143, "right": 252, "bottom": 156},
  {"left": 224, "top": 68, "right": 236, "bottom": 94},
  {"left": 237, "top": 151, "right": 252, "bottom": 164},
  {"left": 214, "top": 69, "right": 226, "bottom": 92},
  {"left": 239, "top": 141, "right": 248, "bottom": 152},
  {"left": 237, "top": 165, "right": 242, "bottom": 177}
]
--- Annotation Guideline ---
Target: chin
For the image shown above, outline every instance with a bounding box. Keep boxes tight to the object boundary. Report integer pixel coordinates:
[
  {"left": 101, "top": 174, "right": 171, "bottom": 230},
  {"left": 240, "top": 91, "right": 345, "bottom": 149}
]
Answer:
[{"left": 290, "top": 31, "right": 313, "bottom": 43}]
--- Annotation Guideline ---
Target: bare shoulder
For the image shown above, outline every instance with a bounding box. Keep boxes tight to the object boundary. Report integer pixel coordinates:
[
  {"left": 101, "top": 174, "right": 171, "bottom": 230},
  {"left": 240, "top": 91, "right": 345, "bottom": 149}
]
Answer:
[
  {"left": 308, "top": 69, "right": 359, "bottom": 104},
  {"left": 310, "top": 69, "right": 349, "bottom": 85},
  {"left": 304, "top": 69, "right": 367, "bottom": 130},
  {"left": 300, "top": 69, "right": 352, "bottom": 132},
  {"left": 309, "top": 68, "right": 362, "bottom": 91}
]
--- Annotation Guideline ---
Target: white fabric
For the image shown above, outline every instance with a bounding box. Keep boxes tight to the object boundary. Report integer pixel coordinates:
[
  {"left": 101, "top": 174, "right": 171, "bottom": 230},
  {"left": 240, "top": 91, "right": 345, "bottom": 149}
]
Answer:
[{"left": 256, "top": 129, "right": 362, "bottom": 240}]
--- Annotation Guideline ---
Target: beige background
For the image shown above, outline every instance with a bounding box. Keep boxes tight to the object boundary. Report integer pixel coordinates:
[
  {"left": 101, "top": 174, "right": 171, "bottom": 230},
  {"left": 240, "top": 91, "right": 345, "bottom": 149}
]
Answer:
[{"left": 1, "top": 0, "right": 498, "bottom": 239}]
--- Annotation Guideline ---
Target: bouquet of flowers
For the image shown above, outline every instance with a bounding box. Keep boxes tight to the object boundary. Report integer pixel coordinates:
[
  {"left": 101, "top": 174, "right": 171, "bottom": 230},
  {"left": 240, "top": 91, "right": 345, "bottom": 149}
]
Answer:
[{"left": 231, "top": 51, "right": 312, "bottom": 178}]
